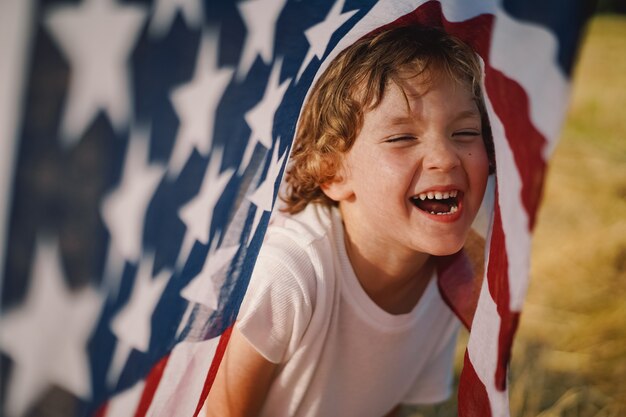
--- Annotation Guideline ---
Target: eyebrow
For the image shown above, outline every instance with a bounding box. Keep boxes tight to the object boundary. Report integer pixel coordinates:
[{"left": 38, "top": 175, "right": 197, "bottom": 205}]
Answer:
[
  {"left": 454, "top": 109, "right": 481, "bottom": 121},
  {"left": 386, "top": 109, "right": 481, "bottom": 126},
  {"left": 387, "top": 116, "right": 414, "bottom": 126}
]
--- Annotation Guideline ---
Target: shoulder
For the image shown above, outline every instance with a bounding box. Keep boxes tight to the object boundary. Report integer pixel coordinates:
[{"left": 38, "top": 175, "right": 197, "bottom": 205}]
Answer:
[
  {"left": 237, "top": 205, "right": 338, "bottom": 363},
  {"left": 258, "top": 204, "right": 338, "bottom": 288},
  {"left": 268, "top": 203, "right": 336, "bottom": 248}
]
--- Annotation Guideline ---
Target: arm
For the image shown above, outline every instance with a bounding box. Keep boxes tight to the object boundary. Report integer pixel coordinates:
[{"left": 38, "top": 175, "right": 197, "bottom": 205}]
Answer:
[{"left": 205, "top": 326, "right": 277, "bottom": 417}]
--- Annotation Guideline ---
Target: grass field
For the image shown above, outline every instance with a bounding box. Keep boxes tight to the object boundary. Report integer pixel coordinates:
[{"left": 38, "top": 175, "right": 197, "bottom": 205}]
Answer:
[{"left": 405, "top": 14, "right": 626, "bottom": 417}]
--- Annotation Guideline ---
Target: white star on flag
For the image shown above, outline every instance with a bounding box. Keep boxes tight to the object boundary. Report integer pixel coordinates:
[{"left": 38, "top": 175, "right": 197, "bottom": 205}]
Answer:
[
  {"left": 180, "top": 234, "right": 240, "bottom": 310},
  {"left": 168, "top": 29, "right": 235, "bottom": 178},
  {"left": 101, "top": 124, "right": 165, "bottom": 291},
  {"left": 296, "top": 0, "right": 358, "bottom": 82},
  {"left": 175, "top": 201, "right": 252, "bottom": 338},
  {"left": 0, "top": 236, "right": 102, "bottom": 417},
  {"left": 148, "top": 0, "right": 204, "bottom": 38},
  {"left": 177, "top": 147, "right": 235, "bottom": 269},
  {"left": 239, "top": 59, "right": 291, "bottom": 174},
  {"left": 247, "top": 142, "right": 287, "bottom": 244},
  {"left": 108, "top": 252, "right": 171, "bottom": 386},
  {"left": 236, "top": 0, "right": 288, "bottom": 80},
  {"left": 100, "top": 124, "right": 164, "bottom": 299},
  {"left": 44, "top": 0, "right": 147, "bottom": 147}
]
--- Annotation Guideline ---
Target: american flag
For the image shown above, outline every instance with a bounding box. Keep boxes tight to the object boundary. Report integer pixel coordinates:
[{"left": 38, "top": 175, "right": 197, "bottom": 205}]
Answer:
[{"left": 0, "top": 0, "right": 592, "bottom": 416}]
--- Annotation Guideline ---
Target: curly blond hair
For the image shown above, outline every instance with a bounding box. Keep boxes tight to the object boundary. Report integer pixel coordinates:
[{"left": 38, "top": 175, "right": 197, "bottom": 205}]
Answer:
[{"left": 281, "top": 25, "right": 493, "bottom": 214}]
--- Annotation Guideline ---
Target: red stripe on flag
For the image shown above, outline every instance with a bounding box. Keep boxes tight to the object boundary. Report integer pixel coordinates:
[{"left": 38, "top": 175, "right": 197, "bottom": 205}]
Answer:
[
  {"left": 458, "top": 351, "right": 493, "bottom": 417},
  {"left": 437, "top": 250, "right": 481, "bottom": 330},
  {"left": 486, "top": 194, "right": 510, "bottom": 317},
  {"left": 497, "top": 309, "right": 520, "bottom": 390},
  {"left": 443, "top": 5, "right": 548, "bottom": 231},
  {"left": 486, "top": 192, "right": 520, "bottom": 390},
  {"left": 192, "top": 325, "right": 235, "bottom": 417},
  {"left": 442, "top": 13, "right": 494, "bottom": 58},
  {"left": 485, "top": 70, "right": 546, "bottom": 229},
  {"left": 387, "top": 0, "right": 445, "bottom": 28},
  {"left": 133, "top": 354, "right": 170, "bottom": 417},
  {"left": 375, "top": 0, "right": 495, "bottom": 59}
]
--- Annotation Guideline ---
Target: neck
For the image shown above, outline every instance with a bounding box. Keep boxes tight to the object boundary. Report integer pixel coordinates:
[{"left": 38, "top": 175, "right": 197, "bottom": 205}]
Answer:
[{"left": 342, "top": 221, "right": 434, "bottom": 315}]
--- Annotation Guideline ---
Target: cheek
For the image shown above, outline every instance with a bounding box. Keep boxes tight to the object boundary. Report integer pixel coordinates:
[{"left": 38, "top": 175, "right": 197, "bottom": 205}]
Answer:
[
  {"left": 468, "top": 143, "right": 490, "bottom": 172},
  {"left": 467, "top": 148, "right": 490, "bottom": 193},
  {"left": 353, "top": 149, "right": 394, "bottom": 180},
  {"left": 375, "top": 157, "right": 416, "bottom": 199},
  {"left": 378, "top": 150, "right": 416, "bottom": 175}
]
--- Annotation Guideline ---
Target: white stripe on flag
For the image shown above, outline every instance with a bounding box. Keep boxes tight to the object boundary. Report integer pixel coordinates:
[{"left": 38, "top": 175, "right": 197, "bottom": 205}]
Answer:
[
  {"left": 491, "top": 7, "right": 571, "bottom": 158},
  {"left": 105, "top": 380, "right": 146, "bottom": 417},
  {"left": 0, "top": 0, "right": 36, "bottom": 298},
  {"left": 467, "top": 266, "right": 510, "bottom": 417},
  {"left": 484, "top": 93, "right": 531, "bottom": 312},
  {"left": 147, "top": 337, "right": 220, "bottom": 417}
]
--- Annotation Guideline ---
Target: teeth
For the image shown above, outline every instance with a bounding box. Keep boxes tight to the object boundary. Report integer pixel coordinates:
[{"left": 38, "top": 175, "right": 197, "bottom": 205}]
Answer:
[
  {"left": 428, "top": 204, "right": 458, "bottom": 216},
  {"left": 415, "top": 190, "right": 459, "bottom": 201}
]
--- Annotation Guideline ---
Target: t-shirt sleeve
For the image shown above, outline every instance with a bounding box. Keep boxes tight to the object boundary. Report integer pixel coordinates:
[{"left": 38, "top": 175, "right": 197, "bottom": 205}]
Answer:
[
  {"left": 236, "top": 234, "right": 316, "bottom": 364},
  {"left": 402, "top": 325, "right": 459, "bottom": 405}
]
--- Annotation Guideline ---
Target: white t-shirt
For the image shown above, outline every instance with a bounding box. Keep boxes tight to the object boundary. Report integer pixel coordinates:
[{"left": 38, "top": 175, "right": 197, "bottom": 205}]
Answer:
[{"left": 237, "top": 204, "right": 460, "bottom": 417}]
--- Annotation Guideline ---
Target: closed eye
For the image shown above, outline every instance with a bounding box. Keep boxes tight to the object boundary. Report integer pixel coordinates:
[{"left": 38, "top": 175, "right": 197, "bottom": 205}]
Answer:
[
  {"left": 384, "top": 136, "right": 416, "bottom": 144},
  {"left": 454, "top": 131, "right": 480, "bottom": 136},
  {"left": 452, "top": 131, "right": 481, "bottom": 141}
]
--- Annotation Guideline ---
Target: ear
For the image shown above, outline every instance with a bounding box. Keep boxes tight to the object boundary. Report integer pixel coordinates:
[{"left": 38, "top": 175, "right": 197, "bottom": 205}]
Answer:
[{"left": 320, "top": 165, "right": 354, "bottom": 202}]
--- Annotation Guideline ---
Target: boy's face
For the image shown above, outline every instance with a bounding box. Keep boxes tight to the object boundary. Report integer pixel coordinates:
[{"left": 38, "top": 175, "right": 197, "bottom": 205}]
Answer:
[{"left": 328, "top": 72, "right": 489, "bottom": 259}]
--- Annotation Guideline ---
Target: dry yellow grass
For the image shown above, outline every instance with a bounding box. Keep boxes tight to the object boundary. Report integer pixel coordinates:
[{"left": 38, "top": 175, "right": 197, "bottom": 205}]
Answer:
[
  {"left": 405, "top": 14, "right": 626, "bottom": 417},
  {"left": 510, "top": 13, "right": 626, "bottom": 417}
]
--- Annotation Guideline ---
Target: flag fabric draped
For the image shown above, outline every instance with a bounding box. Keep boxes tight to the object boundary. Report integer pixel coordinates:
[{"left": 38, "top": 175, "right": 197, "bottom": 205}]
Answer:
[{"left": 0, "top": 0, "right": 592, "bottom": 416}]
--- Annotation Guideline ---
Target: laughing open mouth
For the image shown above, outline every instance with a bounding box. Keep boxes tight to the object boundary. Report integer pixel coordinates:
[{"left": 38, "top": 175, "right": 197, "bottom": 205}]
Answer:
[{"left": 410, "top": 190, "right": 460, "bottom": 215}]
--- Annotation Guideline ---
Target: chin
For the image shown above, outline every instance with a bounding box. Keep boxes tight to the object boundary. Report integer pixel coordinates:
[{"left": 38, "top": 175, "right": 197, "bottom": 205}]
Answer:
[{"left": 423, "top": 237, "right": 466, "bottom": 257}]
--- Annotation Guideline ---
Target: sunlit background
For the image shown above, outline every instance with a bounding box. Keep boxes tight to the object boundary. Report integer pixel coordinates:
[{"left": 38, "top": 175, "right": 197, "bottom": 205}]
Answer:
[{"left": 406, "top": 11, "right": 626, "bottom": 417}]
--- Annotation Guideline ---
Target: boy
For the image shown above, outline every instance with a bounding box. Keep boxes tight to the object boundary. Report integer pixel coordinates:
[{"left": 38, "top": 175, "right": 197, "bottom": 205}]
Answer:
[{"left": 207, "top": 25, "right": 493, "bottom": 417}]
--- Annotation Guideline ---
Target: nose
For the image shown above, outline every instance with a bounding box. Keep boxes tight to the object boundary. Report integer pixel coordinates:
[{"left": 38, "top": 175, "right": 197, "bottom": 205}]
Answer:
[{"left": 423, "top": 137, "right": 460, "bottom": 172}]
